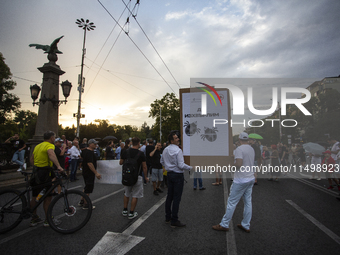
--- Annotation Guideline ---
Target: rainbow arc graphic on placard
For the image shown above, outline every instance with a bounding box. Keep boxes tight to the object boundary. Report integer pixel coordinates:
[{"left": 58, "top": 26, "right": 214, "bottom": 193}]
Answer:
[{"left": 196, "top": 82, "right": 223, "bottom": 106}]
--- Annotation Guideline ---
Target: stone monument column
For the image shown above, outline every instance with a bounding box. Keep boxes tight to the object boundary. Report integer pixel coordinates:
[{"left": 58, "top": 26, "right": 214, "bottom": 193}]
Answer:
[{"left": 29, "top": 53, "right": 65, "bottom": 145}]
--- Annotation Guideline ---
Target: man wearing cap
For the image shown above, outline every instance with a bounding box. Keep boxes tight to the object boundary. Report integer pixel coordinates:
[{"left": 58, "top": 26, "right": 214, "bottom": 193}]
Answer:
[
  {"left": 78, "top": 139, "right": 102, "bottom": 209},
  {"left": 213, "top": 132, "right": 255, "bottom": 233}
]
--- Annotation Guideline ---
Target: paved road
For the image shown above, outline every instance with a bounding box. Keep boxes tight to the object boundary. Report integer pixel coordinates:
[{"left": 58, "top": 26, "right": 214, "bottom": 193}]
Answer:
[{"left": 1, "top": 173, "right": 340, "bottom": 255}]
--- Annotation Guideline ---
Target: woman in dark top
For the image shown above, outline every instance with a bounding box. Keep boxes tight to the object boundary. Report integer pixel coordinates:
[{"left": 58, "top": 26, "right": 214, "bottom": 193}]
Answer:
[
  {"left": 121, "top": 139, "right": 131, "bottom": 156},
  {"left": 105, "top": 140, "right": 114, "bottom": 160}
]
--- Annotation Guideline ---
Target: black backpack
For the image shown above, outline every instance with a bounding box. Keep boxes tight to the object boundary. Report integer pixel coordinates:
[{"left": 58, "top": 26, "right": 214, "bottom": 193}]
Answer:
[{"left": 122, "top": 149, "right": 141, "bottom": 186}]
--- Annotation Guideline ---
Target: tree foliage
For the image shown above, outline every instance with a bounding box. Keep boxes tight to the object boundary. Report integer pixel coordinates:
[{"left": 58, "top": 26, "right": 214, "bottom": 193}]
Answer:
[
  {"left": 0, "top": 52, "right": 21, "bottom": 124},
  {"left": 58, "top": 120, "right": 151, "bottom": 146},
  {"left": 245, "top": 89, "right": 340, "bottom": 145},
  {"left": 149, "top": 93, "right": 180, "bottom": 143}
]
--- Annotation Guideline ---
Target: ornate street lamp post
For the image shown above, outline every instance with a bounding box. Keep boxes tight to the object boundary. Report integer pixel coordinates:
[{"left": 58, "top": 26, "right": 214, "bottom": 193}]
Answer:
[
  {"left": 30, "top": 80, "right": 72, "bottom": 109},
  {"left": 75, "top": 18, "right": 95, "bottom": 137}
]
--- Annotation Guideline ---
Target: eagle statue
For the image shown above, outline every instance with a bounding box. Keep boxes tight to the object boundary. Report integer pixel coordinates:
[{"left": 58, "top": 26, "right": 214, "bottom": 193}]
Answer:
[{"left": 29, "top": 36, "right": 64, "bottom": 54}]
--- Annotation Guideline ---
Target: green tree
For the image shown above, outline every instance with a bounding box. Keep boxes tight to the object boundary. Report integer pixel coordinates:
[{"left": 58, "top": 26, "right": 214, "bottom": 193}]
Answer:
[
  {"left": 140, "top": 121, "right": 151, "bottom": 139},
  {"left": 0, "top": 52, "right": 21, "bottom": 124},
  {"left": 13, "top": 110, "right": 37, "bottom": 141},
  {"left": 149, "top": 93, "right": 180, "bottom": 143},
  {"left": 0, "top": 119, "right": 18, "bottom": 143}
]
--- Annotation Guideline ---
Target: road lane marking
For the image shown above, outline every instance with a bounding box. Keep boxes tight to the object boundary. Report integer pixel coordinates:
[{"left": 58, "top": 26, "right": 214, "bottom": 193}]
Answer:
[
  {"left": 88, "top": 196, "right": 167, "bottom": 254},
  {"left": 122, "top": 196, "right": 166, "bottom": 235},
  {"left": 0, "top": 187, "right": 124, "bottom": 245},
  {"left": 223, "top": 174, "right": 237, "bottom": 255},
  {"left": 287, "top": 173, "right": 338, "bottom": 197},
  {"left": 88, "top": 232, "right": 145, "bottom": 255},
  {"left": 92, "top": 188, "right": 124, "bottom": 204},
  {"left": 286, "top": 200, "right": 340, "bottom": 245}
]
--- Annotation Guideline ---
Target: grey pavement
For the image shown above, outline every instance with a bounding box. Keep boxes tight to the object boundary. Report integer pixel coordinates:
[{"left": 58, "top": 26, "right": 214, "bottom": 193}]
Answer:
[{"left": 1, "top": 172, "right": 340, "bottom": 254}]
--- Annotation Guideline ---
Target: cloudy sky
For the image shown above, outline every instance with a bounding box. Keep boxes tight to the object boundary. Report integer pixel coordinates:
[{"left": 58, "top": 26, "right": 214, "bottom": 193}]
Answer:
[{"left": 1, "top": 0, "right": 339, "bottom": 134}]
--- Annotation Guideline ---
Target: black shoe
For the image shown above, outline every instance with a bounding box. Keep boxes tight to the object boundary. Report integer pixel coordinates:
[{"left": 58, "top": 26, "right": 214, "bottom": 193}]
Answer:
[
  {"left": 193, "top": 187, "right": 197, "bottom": 190},
  {"left": 156, "top": 188, "right": 163, "bottom": 193},
  {"left": 165, "top": 219, "right": 170, "bottom": 224},
  {"left": 199, "top": 187, "right": 206, "bottom": 190},
  {"left": 153, "top": 190, "right": 159, "bottom": 196},
  {"left": 171, "top": 221, "right": 186, "bottom": 228}
]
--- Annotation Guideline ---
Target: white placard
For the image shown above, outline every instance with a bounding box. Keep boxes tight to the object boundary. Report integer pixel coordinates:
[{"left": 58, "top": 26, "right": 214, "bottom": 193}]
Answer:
[
  {"left": 182, "top": 90, "right": 229, "bottom": 156},
  {"left": 95, "top": 160, "right": 122, "bottom": 184}
]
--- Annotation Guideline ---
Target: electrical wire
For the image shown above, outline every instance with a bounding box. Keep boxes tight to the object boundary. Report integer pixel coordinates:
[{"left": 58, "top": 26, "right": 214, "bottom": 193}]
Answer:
[
  {"left": 84, "top": 3, "right": 129, "bottom": 78},
  {"left": 97, "top": 0, "right": 178, "bottom": 97},
  {"left": 85, "top": 57, "right": 189, "bottom": 86},
  {"left": 12, "top": 76, "right": 40, "bottom": 84},
  {"left": 122, "top": 0, "right": 181, "bottom": 89},
  {"left": 83, "top": 2, "right": 136, "bottom": 99}
]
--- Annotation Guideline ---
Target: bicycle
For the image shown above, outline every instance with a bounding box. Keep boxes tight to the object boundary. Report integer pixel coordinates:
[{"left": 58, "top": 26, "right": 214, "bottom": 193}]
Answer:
[{"left": 0, "top": 170, "right": 92, "bottom": 234}]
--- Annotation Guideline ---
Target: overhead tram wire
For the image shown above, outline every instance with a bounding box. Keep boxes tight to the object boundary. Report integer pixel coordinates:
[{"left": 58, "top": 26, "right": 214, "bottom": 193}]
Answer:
[
  {"left": 121, "top": 0, "right": 181, "bottom": 89},
  {"left": 83, "top": 4, "right": 141, "bottom": 99},
  {"left": 82, "top": 21, "right": 125, "bottom": 99},
  {"left": 84, "top": 4, "right": 130, "bottom": 78},
  {"left": 12, "top": 76, "right": 40, "bottom": 84},
  {"left": 97, "top": 0, "right": 178, "bottom": 97},
  {"left": 85, "top": 57, "right": 189, "bottom": 87},
  {"left": 84, "top": 64, "right": 159, "bottom": 101},
  {"left": 65, "top": 6, "right": 129, "bottom": 116}
]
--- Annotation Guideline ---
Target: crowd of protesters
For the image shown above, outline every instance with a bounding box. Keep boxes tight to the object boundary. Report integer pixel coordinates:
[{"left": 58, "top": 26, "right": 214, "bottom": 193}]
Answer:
[
  {"left": 232, "top": 138, "right": 340, "bottom": 191},
  {"left": 3, "top": 130, "right": 340, "bottom": 231}
]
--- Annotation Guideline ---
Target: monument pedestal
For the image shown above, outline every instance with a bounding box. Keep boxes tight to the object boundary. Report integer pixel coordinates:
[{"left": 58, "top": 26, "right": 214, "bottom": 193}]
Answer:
[{"left": 29, "top": 58, "right": 65, "bottom": 151}]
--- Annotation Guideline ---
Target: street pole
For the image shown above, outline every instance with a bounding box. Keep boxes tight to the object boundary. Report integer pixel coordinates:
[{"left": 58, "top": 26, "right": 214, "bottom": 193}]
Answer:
[
  {"left": 75, "top": 19, "right": 95, "bottom": 138},
  {"left": 76, "top": 29, "right": 86, "bottom": 138},
  {"left": 278, "top": 101, "right": 282, "bottom": 142},
  {"left": 160, "top": 106, "right": 162, "bottom": 143}
]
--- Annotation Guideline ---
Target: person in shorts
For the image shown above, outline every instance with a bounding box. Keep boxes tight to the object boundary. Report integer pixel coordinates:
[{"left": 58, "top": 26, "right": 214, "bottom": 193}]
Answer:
[
  {"left": 79, "top": 139, "right": 102, "bottom": 209},
  {"left": 120, "top": 137, "right": 148, "bottom": 220},
  {"left": 29, "top": 131, "right": 64, "bottom": 227},
  {"left": 149, "top": 142, "right": 164, "bottom": 195}
]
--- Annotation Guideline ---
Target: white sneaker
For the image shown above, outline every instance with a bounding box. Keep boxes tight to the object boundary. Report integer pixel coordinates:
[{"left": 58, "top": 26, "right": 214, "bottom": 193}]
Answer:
[
  {"left": 316, "top": 178, "right": 321, "bottom": 180},
  {"left": 128, "top": 212, "right": 138, "bottom": 220}
]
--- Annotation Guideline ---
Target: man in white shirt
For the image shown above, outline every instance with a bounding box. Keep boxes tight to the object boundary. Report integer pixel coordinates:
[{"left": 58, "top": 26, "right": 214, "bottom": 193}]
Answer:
[
  {"left": 213, "top": 132, "right": 255, "bottom": 233},
  {"left": 69, "top": 140, "right": 81, "bottom": 182},
  {"left": 161, "top": 132, "right": 192, "bottom": 228}
]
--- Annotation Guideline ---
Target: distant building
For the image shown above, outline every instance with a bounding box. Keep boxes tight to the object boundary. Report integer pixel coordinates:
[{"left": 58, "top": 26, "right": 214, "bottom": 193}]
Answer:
[{"left": 307, "top": 76, "right": 340, "bottom": 97}]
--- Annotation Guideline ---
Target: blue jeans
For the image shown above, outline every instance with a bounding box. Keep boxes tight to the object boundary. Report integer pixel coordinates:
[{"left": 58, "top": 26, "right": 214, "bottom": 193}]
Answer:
[
  {"left": 70, "top": 159, "right": 78, "bottom": 181},
  {"left": 220, "top": 179, "right": 255, "bottom": 230},
  {"left": 12, "top": 150, "right": 25, "bottom": 168},
  {"left": 193, "top": 171, "right": 203, "bottom": 189},
  {"left": 165, "top": 172, "right": 184, "bottom": 224}
]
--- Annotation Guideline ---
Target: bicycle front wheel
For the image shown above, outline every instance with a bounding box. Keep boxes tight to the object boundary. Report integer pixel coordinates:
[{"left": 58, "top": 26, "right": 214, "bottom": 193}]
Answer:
[
  {"left": 0, "top": 189, "right": 27, "bottom": 234},
  {"left": 47, "top": 190, "right": 92, "bottom": 234}
]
